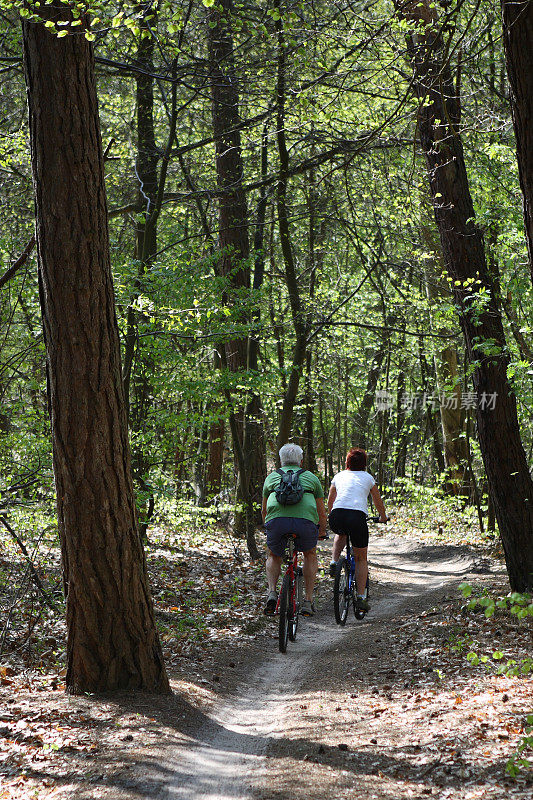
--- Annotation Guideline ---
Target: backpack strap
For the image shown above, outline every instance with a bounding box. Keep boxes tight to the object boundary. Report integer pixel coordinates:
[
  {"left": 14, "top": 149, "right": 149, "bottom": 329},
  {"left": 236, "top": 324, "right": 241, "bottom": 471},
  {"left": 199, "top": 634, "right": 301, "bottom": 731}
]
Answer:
[
  {"left": 271, "top": 467, "right": 314, "bottom": 492},
  {"left": 266, "top": 468, "right": 285, "bottom": 494},
  {"left": 296, "top": 468, "right": 314, "bottom": 491}
]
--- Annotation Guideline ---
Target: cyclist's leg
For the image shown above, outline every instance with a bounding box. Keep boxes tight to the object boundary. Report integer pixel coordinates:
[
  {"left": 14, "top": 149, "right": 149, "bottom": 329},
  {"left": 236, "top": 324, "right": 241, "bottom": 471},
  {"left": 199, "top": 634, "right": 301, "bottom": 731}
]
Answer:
[
  {"left": 348, "top": 511, "right": 369, "bottom": 597},
  {"left": 353, "top": 546, "right": 368, "bottom": 596},
  {"left": 331, "top": 533, "right": 346, "bottom": 562},
  {"left": 266, "top": 549, "right": 283, "bottom": 593},
  {"left": 293, "top": 519, "right": 319, "bottom": 605},
  {"left": 264, "top": 519, "right": 286, "bottom": 613},
  {"left": 328, "top": 509, "right": 348, "bottom": 574},
  {"left": 302, "top": 546, "right": 318, "bottom": 602}
]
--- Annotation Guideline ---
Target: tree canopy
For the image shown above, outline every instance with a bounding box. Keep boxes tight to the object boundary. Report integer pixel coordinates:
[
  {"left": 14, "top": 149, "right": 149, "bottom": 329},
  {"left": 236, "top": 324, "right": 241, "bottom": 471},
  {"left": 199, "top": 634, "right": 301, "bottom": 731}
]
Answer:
[{"left": 1, "top": 1, "right": 533, "bottom": 682}]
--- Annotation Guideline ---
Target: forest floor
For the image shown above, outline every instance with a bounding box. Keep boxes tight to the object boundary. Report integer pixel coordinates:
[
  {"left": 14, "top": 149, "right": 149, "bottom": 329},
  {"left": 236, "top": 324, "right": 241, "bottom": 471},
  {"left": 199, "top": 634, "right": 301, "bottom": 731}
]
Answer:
[{"left": 0, "top": 505, "right": 532, "bottom": 799}]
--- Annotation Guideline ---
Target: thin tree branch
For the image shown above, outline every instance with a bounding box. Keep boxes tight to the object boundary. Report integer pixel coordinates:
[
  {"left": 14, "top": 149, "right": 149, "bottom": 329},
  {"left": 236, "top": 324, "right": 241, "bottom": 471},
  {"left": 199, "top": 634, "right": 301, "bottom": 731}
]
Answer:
[
  {"left": 0, "top": 236, "right": 36, "bottom": 290},
  {"left": 0, "top": 515, "right": 59, "bottom": 613}
]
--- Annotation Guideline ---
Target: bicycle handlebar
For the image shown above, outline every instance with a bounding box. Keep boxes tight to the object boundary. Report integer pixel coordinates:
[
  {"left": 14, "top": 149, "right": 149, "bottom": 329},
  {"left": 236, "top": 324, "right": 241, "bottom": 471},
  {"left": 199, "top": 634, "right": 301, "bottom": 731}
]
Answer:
[{"left": 367, "top": 515, "right": 389, "bottom": 523}]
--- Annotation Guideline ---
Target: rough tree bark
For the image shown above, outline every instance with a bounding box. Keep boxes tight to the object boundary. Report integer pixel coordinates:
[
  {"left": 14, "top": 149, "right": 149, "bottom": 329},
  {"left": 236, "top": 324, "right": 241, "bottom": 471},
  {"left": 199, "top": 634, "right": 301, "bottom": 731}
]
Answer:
[
  {"left": 396, "top": 0, "right": 533, "bottom": 590},
  {"left": 501, "top": 0, "right": 533, "bottom": 285},
  {"left": 22, "top": 6, "right": 170, "bottom": 692},
  {"left": 207, "top": 0, "right": 250, "bottom": 370}
]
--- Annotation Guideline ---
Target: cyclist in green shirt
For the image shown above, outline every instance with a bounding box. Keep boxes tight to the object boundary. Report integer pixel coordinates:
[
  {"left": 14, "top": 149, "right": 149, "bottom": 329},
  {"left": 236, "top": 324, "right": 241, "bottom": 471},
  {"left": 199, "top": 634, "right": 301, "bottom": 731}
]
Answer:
[{"left": 262, "top": 443, "right": 327, "bottom": 617}]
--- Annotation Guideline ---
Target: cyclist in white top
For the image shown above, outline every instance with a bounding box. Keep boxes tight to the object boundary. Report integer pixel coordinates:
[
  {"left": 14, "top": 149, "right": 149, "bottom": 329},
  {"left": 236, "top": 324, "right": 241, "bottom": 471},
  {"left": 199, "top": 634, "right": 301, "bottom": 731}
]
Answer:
[{"left": 327, "top": 447, "right": 387, "bottom": 611}]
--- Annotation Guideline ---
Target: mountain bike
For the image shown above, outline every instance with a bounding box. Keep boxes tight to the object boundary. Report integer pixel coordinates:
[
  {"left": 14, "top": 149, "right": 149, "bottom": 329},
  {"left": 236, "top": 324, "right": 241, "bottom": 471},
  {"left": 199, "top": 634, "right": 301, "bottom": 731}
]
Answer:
[
  {"left": 333, "top": 515, "right": 385, "bottom": 625},
  {"left": 276, "top": 533, "right": 303, "bottom": 653}
]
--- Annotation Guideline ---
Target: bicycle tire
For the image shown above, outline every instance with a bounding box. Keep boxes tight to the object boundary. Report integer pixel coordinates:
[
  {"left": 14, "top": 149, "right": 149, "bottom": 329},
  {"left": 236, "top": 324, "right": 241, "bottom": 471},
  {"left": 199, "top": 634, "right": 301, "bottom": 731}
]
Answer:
[
  {"left": 334, "top": 556, "right": 350, "bottom": 625},
  {"left": 289, "top": 568, "right": 302, "bottom": 641},
  {"left": 278, "top": 573, "right": 291, "bottom": 652}
]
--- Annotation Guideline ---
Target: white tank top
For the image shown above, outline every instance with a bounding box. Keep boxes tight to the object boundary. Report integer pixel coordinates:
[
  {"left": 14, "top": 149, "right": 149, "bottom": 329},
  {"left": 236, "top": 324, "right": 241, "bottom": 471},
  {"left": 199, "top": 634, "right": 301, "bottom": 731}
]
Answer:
[{"left": 331, "top": 470, "right": 375, "bottom": 514}]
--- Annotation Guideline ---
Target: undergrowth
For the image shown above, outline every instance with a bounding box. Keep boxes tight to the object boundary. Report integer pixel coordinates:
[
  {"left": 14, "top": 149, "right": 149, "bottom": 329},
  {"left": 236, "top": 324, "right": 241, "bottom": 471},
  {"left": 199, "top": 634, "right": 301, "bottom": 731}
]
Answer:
[{"left": 456, "top": 583, "right": 533, "bottom": 778}]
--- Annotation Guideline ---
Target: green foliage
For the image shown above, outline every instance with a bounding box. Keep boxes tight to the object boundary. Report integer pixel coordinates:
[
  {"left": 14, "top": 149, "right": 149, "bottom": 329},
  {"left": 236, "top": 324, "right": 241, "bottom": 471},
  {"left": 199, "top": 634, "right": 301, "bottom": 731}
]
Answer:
[
  {"left": 459, "top": 584, "right": 533, "bottom": 620},
  {"left": 456, "top": 585, "right": 533, "bottom": 676},
  {"left": 506, "top": 714, "right": 533, "bottom": 779},
  {"left": 2, "top": 0, "right": 533, "bottom": 542},
  {"left": 391, "top": 479, "right": 487, "bottom": 544}
]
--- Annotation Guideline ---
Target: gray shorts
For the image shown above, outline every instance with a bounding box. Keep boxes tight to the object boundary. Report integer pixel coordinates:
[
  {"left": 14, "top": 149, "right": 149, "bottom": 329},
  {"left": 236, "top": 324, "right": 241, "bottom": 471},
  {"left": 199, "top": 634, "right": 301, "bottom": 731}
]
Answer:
[{"left": 266, "top": 517, "right": 319, "bottom": 556}]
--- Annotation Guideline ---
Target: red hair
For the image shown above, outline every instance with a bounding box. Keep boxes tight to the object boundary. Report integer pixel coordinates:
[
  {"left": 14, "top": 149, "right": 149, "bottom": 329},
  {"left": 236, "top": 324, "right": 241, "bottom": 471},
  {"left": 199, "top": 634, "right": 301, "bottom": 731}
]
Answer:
[{"left": 346, "top": 447, "right": 367, "bottom": 471}]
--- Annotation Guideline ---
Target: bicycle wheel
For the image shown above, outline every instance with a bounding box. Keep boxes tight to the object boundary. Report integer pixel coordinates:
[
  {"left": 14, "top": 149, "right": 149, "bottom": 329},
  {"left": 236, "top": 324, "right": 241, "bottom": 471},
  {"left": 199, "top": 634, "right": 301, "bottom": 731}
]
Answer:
[
  {"left": 334, "top": 556, "right": 350, "bottom": 625},
  {"left": 278, "top": 573, "right": 292, "bottom": 652},
  {"left": 289, "top": 567, "right": 302, "bottom": 642}
]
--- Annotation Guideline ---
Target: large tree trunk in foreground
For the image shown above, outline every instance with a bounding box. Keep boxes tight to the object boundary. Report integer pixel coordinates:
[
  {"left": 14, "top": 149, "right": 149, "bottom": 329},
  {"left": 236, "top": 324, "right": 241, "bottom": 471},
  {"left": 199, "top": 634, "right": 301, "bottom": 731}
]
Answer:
[
  {"left": 397, "top": 0, "right": 533, "bottom": 590},
  {"left": 23, "top": 9, "right": 170, "bottom": 692},
  {"left": 501, "top": 0, "right": 533, "bottom": 286}
]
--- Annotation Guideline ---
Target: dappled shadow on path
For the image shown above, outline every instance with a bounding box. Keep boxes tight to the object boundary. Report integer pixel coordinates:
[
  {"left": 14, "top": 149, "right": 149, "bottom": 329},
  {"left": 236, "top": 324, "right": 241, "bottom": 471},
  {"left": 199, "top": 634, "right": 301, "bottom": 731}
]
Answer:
[
  {"left": 34, "top": 677, "right": 519, "bottom": 800},
  {"left": 13, "top": 534, "right": 523, "bottom": 800}
]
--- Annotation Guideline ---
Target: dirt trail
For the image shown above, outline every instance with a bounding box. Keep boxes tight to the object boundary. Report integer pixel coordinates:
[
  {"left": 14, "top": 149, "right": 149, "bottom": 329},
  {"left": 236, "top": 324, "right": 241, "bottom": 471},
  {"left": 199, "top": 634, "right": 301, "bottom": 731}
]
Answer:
[{"left": 163, "top": 534, "right": 518, "bottom": 800}]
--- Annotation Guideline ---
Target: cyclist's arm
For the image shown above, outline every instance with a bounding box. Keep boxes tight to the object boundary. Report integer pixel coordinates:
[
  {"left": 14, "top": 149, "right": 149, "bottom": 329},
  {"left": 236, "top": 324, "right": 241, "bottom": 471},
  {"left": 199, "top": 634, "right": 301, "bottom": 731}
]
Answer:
[
  {"left": 370, "top": 485, "right": 387, "bottom": 522},
  {"left": 316, "top": 497, "right": 327, "bottom": 537},
  {"left": 327, "top": 485, "right": 336, "bottom": 513},
  {"left": 261, "top": 497, "right": 267, "bottom": 523}
]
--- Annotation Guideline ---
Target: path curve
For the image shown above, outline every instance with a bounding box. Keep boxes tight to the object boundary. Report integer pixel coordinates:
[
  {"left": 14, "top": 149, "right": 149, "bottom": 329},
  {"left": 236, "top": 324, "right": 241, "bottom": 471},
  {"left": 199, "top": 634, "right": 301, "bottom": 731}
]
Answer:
[{"left": 165, "top": 534, "right": 492, "bottom": 800}]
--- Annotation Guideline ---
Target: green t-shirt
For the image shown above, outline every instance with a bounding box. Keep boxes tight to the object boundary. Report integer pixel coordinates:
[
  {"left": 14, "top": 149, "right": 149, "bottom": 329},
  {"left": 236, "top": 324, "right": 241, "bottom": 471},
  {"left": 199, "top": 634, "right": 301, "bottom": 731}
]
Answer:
[{"left": 262, "top": 465, "right": 324, "bottom": 523}]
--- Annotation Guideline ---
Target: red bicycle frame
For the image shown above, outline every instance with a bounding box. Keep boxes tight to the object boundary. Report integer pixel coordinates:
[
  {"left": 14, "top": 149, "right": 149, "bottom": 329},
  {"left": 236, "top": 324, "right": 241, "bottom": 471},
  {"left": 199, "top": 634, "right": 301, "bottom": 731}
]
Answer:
[{"left": 275, "top": 534, "right": 298, "bottom": 615}]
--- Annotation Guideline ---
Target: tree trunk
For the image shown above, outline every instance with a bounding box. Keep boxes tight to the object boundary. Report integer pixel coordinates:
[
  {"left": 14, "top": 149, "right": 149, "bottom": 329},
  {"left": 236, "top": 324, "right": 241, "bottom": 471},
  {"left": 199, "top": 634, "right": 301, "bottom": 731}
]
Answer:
[
  {"left": 124, "top": 8, "right": 162, "bottom": 536},
  {"left": 123, "top": 7, "right": 160, "bottom": 419},
  {"left": 501, "top": 0, "right": 533, "bottom": 285},
  {"left": 207, "top": 351, "right": 225, "bottom": 494},
  {"left": 438, "top": 345, "right": 469, "bottom": 492},
  {"left": 420, "top": 224, "right": 469, "bottom": 494},
  {"left": 417, "top": 328, "right": 447, "bottom": 478},
  {"left": 22, "top": 9, "right": 169, "bottom": 692},
  {"left": 353, "top": 339, "right": 387, "bottom": 448},
  {"left": 207, "top": 418, "right": 225, "bottom": 494},
  {"left": 396, "top": 0, "right": 533, "bottom": 590},
  {"left": 207, "top": 0, "right": 249, "bottom": 371},
  {"left": 207, "top": 0, "right": 265, "bottom": 554},
  {"left": 275, "top": 0, "right": 308, "bottom": 448},
  {"left": 193, "top": 411, "right": 208, "bottom": 507},
  {"left": 303, "top": 349, "right": 318, "bottom": 473},
  {"left": 302, "top": 170, "right": 322, "bottom": 473}
]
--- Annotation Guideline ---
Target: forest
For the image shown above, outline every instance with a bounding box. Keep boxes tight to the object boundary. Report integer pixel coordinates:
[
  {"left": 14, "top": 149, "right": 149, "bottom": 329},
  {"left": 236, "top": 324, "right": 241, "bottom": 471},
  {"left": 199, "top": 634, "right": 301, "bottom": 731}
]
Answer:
[{"left": 0, "top": 1, "right": 532, "bottom": 798}]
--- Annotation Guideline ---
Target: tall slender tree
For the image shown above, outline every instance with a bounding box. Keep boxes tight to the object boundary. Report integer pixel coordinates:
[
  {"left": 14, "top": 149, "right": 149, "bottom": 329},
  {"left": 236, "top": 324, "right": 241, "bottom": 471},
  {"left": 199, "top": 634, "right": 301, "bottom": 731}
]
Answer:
[
  {"left": 22, "top": 4, "right": 170, "bottom": 692},
  {"left": 395, "top": 0, "right": 533, "bottom": 590},
  {"left": 274, "top": 0, "right": 309, "bottom": 448},
  {"left": 207, "top": 0, "right": 265, "bottom": 557},
  {"left": 501, "top": 0, "right": 533, "bottom": 285}
]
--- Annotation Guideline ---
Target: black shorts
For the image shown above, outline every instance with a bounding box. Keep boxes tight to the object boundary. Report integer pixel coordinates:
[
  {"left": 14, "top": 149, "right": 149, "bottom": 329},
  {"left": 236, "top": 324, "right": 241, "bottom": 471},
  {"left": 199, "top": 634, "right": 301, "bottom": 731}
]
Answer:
[
  {"left": 265, "top": 517, "right": 319, "bottom": 556},
  {"left": 328, "top": 508, "right": 369, "bottom": 549}
]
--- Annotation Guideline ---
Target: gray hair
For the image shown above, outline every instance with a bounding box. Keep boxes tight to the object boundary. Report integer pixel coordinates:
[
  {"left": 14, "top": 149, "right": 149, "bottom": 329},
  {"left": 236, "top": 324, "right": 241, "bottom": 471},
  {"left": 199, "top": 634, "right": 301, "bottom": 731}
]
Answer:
[{"left": 279, "top": 443, "right": 303, "bottom": 466}]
